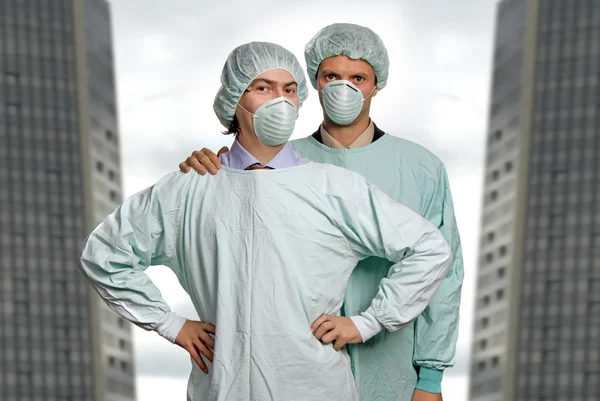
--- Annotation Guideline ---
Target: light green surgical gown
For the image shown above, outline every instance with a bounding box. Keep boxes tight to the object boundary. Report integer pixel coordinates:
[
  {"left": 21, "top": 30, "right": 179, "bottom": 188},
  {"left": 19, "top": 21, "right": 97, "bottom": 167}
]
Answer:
[
  {"left": 291, "top": 133, "right": 464, "bottom": 400},
  {"left": 79, "top": 163, "right": 453, "bottom": 401}
]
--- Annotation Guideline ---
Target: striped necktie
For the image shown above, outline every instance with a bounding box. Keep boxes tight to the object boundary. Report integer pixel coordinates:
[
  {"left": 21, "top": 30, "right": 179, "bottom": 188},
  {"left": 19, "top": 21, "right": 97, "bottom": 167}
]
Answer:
[{"left": 245, "top": 163, "right": 273, "bottom": 170}]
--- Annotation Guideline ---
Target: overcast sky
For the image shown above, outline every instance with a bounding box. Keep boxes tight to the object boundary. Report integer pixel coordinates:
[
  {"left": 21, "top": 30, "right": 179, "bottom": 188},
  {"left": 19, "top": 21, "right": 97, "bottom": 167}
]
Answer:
[{"left": 107, "top": 1, "right": 499, "bottom": 400}]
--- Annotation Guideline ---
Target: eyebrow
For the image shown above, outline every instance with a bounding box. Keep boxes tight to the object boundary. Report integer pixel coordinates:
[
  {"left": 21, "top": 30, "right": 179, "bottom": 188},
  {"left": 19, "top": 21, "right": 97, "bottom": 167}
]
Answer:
[
  {"left": 320, "top": 69, "right": 370, "bottom": 78},
  {"left": 250, "top": 78, "right": 297, "bottom": 87},
  {"left": 319, "top": 69, "right": 337, "bottom": 76}
]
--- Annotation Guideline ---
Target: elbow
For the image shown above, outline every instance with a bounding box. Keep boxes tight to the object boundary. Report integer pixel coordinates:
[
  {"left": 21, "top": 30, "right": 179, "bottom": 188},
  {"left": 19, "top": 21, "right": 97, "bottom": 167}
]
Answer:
[
  {"left": 441, "top": 241, "right": 454, "bottom": 277},
  {"left": 427, "top": 223, "right": 453, "bottom": 273},
  {"left": 435, "top": 236, "right": 454, "bottom": 280},
  {"left": 78, "top": 242, "right": 88, "bottom": 274},
  {"left": 78, "top": 234, "right": 97, "bottom": 280},
  {"left": 78, "top": 239, "right": 88, "bottom": 267}
]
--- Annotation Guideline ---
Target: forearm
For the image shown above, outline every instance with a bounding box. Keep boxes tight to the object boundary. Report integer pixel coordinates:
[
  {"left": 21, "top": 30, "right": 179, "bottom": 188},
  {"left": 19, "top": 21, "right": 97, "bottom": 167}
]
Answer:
[
  {"left": 345, "top": 185, "right": 454, "bottom": 334},
  {"left": 414, "top": 168, "right": 464, "bottom": 393},
  {"left": 415, "top": 369, "right": 444, "bottom": 394},
  {"left": 370, "top": 229, "right": 453, "bottom": 333},
  {"left": 349, "top": 310, "right": 383, "bottom": 342},
  {"left": 154, "top": 312, "right": 188, "bottom": 342},
  {"left": 78, "top": 181, "right": 186, "bottom": 341},
  {"left": 80, "top": 238, "right": 182, "bottom": 340},
  {"left": 413, "top": 254, "right": 463, "bottom": 391}
]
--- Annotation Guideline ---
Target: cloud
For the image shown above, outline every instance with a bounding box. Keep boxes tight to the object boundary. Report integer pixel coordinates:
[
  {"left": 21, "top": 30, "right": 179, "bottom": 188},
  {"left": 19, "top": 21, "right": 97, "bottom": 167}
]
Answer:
[
  {"left": 136, "top": 376, "right": 189, "bottom": 400},
  {"left": 134, "top": 328, "right": 193, "bottom": 379},
  {"left": 447, "top": 340, "right": 473, "bottom": 377},
  {"left": 442, "top": 375, "right": 470, "bottom": 401}
]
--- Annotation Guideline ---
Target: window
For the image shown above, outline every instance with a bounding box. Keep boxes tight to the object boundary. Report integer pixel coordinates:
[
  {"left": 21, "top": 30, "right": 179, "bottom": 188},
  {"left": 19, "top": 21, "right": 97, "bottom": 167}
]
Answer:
[
  {"left": 14, "top": 278, "right": 29, "bottom": 293},
  {"left": 105, "top": 129, "right": 114, "bottom": 141},
  {"left": 483, "top": 295, "right": 491, "bottom": 306},
  {"left": 480, "top": 339, "right": 488, "bottom": 350},
  {"left": 494, "top": 130, "right": 503, "bottom": 141},
  {"left": 6, "top": 72, "right": 19, "bottom": 84},
  {"left": 492, "top": 170, "right": 500, "bottom": 181},
  {"left": 96, "top": 161, "right": 104, "bottom": 172},
  {"left": 505, "top": 160, "right": 513, "bottom": 172},
  {"left": 481, "top": 317, "right": 489, "bottom": 328},
  {"left": 119, "top": 339, "right": 126, "bottom": 350},
  {"left": 486, "top": 253, "right": 494, "bottom": 263},
  {"left": 491, "top": 356, "right": 500, "bottom": 367},
  {"left": 108, "top": 356, "right": 115, "bottom": 367},
  {"left": 496, "top": 289, "right": 505, "bottom": 300},
  {"left": 487, "top": 232, "right": 496, "bottom": 243},
  {"left": 120, "top": 361, "right": 128, "bottom": 371},
  {"left": 490, "top": 190, "right": 499, "bottom": 201},
  {"left": 477, "top": 360, "right": 486, "bottom": 371},
  {"left": 7, "top": 103, "right": 20, "bottom": 114},
  {"left": 109, "top": 190, "right": 117, "bottom": 201},
  {"left": 499, "top": 245, "right": 508, "bottom": 256},
  {"left": 108, "top": 170, "right": 115, "bottom": 180}
]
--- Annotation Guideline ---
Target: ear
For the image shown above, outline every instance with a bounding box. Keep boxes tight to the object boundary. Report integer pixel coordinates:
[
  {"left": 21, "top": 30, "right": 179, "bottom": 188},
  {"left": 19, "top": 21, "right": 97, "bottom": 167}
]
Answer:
[{"left": 372, "top": 86, "right": 378, "bottom": 98}]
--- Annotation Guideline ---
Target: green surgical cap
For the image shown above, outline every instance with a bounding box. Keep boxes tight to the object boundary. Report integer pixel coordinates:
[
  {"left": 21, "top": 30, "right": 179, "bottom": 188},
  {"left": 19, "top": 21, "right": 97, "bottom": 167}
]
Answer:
[
  {"left": 304, "top": 23, "right": 390, "bottom": 90},
  {"left": 213, "top": 42, "right": 309, "bottom": 128}
]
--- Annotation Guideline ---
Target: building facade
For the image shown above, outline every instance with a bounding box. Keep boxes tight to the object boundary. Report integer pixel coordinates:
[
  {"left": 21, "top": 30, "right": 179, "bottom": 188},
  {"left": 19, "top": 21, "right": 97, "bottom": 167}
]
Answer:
[
  {"left": 0, "top": 1, "right": 135, "bottom": 400},
  {"left": 470, "top": 1, "right": 600, "bottom": 400}
]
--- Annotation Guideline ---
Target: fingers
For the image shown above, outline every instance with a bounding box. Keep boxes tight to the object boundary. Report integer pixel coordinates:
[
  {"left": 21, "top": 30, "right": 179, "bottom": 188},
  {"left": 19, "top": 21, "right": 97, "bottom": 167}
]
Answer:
[
  {"left": 319, "top": 326, "right": 347, "bottom": 351},
  {"left": 179, "top": 162, "right": 190, "bottom": 173},
  {"left": 321, "top": 328, "right": 339, "bottom": 345},
  {"left": 199, "top": 148, "right": 218, "bottom": 158},
  {"left": 188, "top": 347, "right": 208, "bottom": 374},
  {"left": 206, "top": 150, "right": 222, "bottom": 169},
  {"left": 181, "top": 147, "right": 226, "bottom": 175},
  {"left": 201, "top": 322, "right": 216, "bottom": 335},
  {"left": 198, "top": 329, "right": 215, "bottom": 350},
  {"left": 321, "top": 328, "right": 348, "bottom": 351},
  {"left": 195, "top": 152, "right": 218, "bottom": 175},
  {"left": 197, "top": 149, "right": 221, "bottom": 174},
  {"left": 186, "top": 155, "right": 207, "bottom": 175},
  {"left": 311, "top": 315, "right": 348, "bottom": 351},
  {"left": 314, "top": 320, "right": 334, "bottom": 341},
  {"left": 333, "top": 336, "right": 347, "bottom": 351},
  {"left": 193, "top": 338, "right": 214, "bottom": 363},
  {"left": 311, "top": 314, "right": 330, "bottom": 333}
]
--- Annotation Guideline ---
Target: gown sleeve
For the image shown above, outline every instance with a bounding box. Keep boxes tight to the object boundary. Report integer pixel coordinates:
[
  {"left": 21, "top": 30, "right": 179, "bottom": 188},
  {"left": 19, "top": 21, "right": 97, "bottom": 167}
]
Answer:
[
  {"left": 323, "top": 171, "right": 454, "bottom": 332},
  {"left": 79, "top": 172, "right": 192, "bottom": 342},
  {"left": 413, "top": 165, "right": 464, "bottom": 393}
]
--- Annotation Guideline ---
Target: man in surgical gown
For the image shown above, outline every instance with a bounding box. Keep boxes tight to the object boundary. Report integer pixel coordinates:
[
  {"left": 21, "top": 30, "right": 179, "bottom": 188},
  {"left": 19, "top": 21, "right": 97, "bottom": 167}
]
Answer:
[
  {"left": 180, "top": 24, "right": 464, "bottom": 401},
  {"left": 79, "top": 42, "right": 453, "bottom": 401}
]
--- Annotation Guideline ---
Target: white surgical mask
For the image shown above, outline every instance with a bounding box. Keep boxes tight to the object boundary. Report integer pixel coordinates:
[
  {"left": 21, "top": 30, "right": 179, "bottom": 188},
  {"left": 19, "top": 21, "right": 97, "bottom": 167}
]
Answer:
[
  {"left": 238, "top": 97, "right": 298, "bottom": 146},
  {"left": 320, "top": 80, "right": 375, "bottom": 125}
]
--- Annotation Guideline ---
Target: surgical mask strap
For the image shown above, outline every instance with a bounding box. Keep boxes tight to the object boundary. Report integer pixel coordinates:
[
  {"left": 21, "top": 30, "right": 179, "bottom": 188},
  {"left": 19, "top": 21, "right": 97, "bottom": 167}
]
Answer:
[
  {"left": 320, "top": 81, "right": 377, "bottom": 102},
  {"left": 238, "top": 103, "right": 255, "bottom": 117},
  {"left": 364, "top": 85, "right": 376, "bottom": 101}
]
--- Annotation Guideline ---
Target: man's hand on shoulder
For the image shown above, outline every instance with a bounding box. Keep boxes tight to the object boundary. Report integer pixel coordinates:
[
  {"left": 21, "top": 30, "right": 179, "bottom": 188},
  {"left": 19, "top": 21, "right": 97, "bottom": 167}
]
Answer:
[{"left": 179, "top": 147, "right": 229, "bottom": 175}]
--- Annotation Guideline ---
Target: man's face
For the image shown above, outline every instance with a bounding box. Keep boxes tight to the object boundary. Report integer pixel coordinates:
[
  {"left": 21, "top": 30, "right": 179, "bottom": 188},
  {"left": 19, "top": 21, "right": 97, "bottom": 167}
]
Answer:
[
  {"left": 316, "top": 55, "right": 378, "bottom": 126},
  {"left": 236, "top": 69, "right": 299, "bottom": 136}
]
